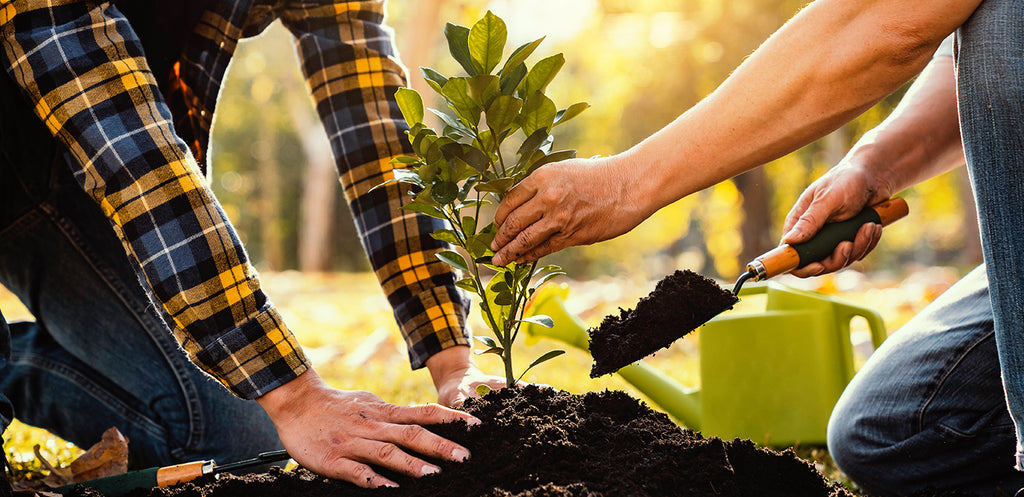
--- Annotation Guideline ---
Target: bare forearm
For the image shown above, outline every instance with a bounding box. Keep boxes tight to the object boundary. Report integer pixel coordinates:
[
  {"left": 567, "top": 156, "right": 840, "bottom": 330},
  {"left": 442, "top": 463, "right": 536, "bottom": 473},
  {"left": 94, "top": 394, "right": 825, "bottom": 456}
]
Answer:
[
  {"left": 845, "top": 55, "right": 963, "bottom": 196},
  {"left": 625, "top": 0, "right": 977, "bottom": 214}
]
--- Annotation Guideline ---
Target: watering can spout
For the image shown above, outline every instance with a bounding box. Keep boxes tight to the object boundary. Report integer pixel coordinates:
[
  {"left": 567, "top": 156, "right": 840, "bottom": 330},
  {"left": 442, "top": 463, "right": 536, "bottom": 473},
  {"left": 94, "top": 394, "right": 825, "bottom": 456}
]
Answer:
[{"left": 524, "top": 284, "right": 703, "bottom": 429}]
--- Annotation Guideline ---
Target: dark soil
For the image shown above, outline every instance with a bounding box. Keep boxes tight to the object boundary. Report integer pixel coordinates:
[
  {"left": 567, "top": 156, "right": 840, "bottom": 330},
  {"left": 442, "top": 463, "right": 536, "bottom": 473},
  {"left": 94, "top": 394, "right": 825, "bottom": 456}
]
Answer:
[
  {"left": 588, "top": 269, "right": 739, "bottom": 377},
  {"left": 73, "top": 386, "right": 856, "bottom": 497}
]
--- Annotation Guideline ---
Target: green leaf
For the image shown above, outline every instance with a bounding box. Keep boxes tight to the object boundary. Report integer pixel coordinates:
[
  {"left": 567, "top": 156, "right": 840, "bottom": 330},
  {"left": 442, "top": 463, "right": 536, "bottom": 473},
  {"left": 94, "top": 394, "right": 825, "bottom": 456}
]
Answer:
[
  {"left": 554, "top": 102, "right": 590, "bottom": 126},
  {"left": 519, "top": 92, "right": 557, "bottom": 137},
  {"left": 436, "top": 250, "right": 470, "bottom": 272},
  {"left": 520, "top": 53, "right": 565, "bottom": 97},
  {"left": 468, "top": 75, "right": 501, "bottom": 110},
  {"left": 519, "top": 314, "right": 554, "bottom": 328},
  {"left": 429, "top": 108, "right": 475, "bottom": 137},
  {"left": 517, "top": 129, "right": 552, "bottom": 158},
  {"left": 442, "top": 78, "right": 482, "bottom": 129},
  {"left": 475, "top": 384, "right": 493, "bottom": 396},
  {"left": 485, "top": 95, "right": 523, "bottom": 137},
  {"left": 444, "top": 23, "right": 478, "bottom": 76},
  {"left": 431, "top": 181, "right": 459, "bottom": 204},
  {"left": 501, "top": 37, "right": 544, "bottom": 77},
  {"left": 418, "top": 162, "right": 439, "bottom": 182},
  {"left": 494, "top": 290, "right": 513, "bottom": 306},
  {"left": 430, "top": 229, "right": 461, "bottom": 245},
  {"left": 466, "top": 235, "right": 491, "bottom": 259},
  {"left": 474, "top": 335, "right": 499, "bottom": 348},
  {"left": 530, "top": 270, "right": 566, "bottom": 291},
  {"left": 475, "top": 347, "right": 504, "bottom": 356},
  {"left": 461, "top": 146, "right": 492, "bottom": 173},
  {"left": 457, "top": 199, "right": 490, "bottom": 210},
  {"left": 391, "top": 168, "right": 426, "bottom": 187},
  {"left": 468, "top": 11, "right": 507, "bottom": 75},
  {"left": 420, "top": 67, "right": 448, "bottom": 95},
  {"left": 395, "top": 88, "right": 424, "bottom": 126},
  {"left": 390, "top": 155, "right": 421, "bottom": 165},
  {"left": 499, "top": 63, "right": 527, "bottom": 96},
  {"left": 475, "top": 177, "right": 516, "bottom": 194},
  {"left": 455, "top": 277, "right": 479, "bottom": 293},
  {"left": 518, "top": 350, "right": 566, "bottom": 381},
  {"left": 528, "top": 149, "right": 577, "bottom": 175},
  {"left": 401, "top": 202, "right": 445, "bottom": 220},
  {"left": 532, "top": 264, "right": 564, "bottom": 277},
  {"left": 462, "top": 216, "right": 477, "bottom": 236}
]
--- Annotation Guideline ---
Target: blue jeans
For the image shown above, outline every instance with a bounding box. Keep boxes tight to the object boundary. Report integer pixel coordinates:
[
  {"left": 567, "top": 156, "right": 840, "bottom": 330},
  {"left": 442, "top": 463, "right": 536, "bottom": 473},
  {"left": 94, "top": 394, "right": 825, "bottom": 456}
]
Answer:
[
  {"left": 829, "top": 0, "right": 1024, "bottom": 494},
  {"left": 828, "top": 266, "right": 1024, "bottom": 496},
  {"left": 0, "top": 71, "right": 281, "bottom": 469},
  {"left": 958, "top": 0, "right": 1024, "bottom": 480}
]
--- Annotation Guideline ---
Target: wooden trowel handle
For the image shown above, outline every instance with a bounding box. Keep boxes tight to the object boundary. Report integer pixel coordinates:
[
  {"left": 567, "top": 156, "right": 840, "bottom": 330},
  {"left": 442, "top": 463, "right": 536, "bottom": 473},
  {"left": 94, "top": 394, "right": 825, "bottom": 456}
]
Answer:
[{"left": 747, "top": 197, "right": 909, "bottom": 281}]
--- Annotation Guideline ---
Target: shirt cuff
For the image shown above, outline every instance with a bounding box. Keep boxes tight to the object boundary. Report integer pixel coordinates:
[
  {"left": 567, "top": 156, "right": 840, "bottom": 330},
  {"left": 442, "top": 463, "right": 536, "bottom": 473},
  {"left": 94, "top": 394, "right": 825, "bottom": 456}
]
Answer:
[
  {"left": 193, "top": 304, "right": 310, "bottom": 399},
  {"left": 396, "top": 285, "right": 471, "bottom": 369}
]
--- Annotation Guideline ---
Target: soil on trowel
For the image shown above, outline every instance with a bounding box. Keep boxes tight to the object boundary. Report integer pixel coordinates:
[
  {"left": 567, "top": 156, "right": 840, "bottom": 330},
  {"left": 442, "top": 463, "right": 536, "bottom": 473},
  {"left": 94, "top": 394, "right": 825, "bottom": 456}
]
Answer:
[
  {"left": 588, "top": 269, "right": 739, "bottom": 377},
  {"left": 71, "top": 386, "right": 855, "bottom": 497}
]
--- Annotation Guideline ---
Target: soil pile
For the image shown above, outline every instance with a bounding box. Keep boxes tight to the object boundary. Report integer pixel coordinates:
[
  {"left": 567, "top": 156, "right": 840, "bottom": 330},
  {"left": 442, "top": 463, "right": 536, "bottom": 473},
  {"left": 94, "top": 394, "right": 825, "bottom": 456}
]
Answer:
[
  {"left": 588, "top": 269, "right": 739, "bottom": 377},
  {"left": 75, "top": 386, "right": 854, "bottom": 497}
]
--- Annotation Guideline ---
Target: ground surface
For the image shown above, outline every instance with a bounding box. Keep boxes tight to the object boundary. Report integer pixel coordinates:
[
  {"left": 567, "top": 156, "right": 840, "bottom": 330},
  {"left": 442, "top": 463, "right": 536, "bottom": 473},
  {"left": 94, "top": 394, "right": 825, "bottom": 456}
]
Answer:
[{"left": 72, "top": 386, "right": 854, "bottom": 497}]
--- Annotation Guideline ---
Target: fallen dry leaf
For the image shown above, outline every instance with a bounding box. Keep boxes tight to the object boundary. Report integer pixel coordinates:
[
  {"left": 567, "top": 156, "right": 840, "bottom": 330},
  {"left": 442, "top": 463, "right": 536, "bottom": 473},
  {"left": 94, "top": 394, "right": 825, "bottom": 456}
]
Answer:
[{"left": 68, "top": 427, "right": 128, "bottom": 483}]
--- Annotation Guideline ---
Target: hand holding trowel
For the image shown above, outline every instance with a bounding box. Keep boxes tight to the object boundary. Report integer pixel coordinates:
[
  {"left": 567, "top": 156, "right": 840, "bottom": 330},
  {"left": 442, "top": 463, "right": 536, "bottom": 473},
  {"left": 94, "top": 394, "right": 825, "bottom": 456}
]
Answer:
[{"left": 588, "top": 197, "right": 909, "bottom": 377}]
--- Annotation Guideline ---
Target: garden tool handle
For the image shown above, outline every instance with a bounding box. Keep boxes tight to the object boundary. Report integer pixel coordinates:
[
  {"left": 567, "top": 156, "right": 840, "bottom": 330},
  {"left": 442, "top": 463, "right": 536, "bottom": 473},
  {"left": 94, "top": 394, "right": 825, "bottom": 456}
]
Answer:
[
  {"left": 56, "top": 460, "right": 213, "bottom": 496},
  {"left": 744, "top": 197, "right": 909, "bottom": 283}
]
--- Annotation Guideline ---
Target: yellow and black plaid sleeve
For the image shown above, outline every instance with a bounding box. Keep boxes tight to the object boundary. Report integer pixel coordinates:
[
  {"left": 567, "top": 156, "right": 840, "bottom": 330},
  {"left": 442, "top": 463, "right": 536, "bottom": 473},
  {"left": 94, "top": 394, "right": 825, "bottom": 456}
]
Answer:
[
  {"left": 277, "top": 0, "right": 470, "bottom": 368},
  {"left": 0, "top": 0, "right": 309, "bottom": 399}
]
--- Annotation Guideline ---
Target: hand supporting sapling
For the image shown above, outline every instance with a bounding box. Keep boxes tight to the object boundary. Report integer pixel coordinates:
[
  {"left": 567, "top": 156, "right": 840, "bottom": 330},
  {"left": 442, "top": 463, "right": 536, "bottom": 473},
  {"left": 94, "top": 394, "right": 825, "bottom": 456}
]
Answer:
[{"left": 379, "top": 11, "right": 588, "bottom": 387}]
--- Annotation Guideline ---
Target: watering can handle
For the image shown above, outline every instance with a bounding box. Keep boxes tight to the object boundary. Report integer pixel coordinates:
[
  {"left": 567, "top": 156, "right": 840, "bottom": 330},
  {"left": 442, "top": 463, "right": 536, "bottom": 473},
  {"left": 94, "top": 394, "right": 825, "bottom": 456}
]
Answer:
[{"left": 832, "top": 301, "right": 887, "bottom": 350}]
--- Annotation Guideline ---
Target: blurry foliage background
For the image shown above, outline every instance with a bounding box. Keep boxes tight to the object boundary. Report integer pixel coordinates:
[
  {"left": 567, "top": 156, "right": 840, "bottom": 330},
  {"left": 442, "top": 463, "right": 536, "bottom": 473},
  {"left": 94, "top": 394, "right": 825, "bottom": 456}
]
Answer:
[
  {"left": 211, "top": 0, "right": 981, "bottom": 282},
  {"left": 1, "top": 3, "right": 979, "bottom": 489}
]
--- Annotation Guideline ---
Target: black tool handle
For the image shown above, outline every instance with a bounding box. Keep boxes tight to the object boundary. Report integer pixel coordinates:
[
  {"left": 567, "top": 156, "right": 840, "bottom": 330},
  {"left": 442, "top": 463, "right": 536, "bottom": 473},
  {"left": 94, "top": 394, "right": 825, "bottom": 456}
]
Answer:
[{"left": 791, "top": 197, "right": 908, "bottom": 268}]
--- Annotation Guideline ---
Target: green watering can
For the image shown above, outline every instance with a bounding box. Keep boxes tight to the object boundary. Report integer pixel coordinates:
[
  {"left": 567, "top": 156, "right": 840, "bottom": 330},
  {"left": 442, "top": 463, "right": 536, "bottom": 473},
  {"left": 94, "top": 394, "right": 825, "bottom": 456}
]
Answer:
[{"left": 524, "top": 281, "right": 887, "bottom": 446}]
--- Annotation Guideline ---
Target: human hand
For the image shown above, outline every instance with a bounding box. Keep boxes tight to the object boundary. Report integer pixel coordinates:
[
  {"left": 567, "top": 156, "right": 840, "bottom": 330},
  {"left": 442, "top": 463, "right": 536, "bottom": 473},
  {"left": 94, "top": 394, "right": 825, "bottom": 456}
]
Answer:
[
  {"left": 425, "top": 346, "right": 507, "bottom": 407},
  {"left": 490, "top": 156, "right": 650, "bottom": 266},
  {"left": 256, "top": 369, "right": 479, "bottom": 488},
  {"left": 781, "top": 164, "right": 892, "bottom": 278}
]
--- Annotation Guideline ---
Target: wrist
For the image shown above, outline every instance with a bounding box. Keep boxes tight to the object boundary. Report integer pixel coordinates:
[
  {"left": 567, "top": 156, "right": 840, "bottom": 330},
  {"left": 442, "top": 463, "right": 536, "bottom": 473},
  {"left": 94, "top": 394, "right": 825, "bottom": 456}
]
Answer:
[
  {"left": 424, "top": 345, "right": 474, "bottom": 389},
  {"left": 256, "top": 368, "right": 324, "bottom": 421}
]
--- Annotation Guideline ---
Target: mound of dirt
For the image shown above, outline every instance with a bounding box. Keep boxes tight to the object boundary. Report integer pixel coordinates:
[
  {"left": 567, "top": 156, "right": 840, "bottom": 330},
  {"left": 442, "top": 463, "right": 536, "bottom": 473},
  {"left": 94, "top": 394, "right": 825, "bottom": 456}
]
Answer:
[{"left": 74, "top": 386, "right": 854, "bottom": 497}]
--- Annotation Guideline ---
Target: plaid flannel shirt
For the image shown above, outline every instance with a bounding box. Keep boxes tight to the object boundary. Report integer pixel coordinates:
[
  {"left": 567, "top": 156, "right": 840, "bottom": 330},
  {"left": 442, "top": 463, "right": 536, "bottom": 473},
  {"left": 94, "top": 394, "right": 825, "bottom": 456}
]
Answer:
[{"left": 0, "top": 0, "right": 469, "bottom": 399}]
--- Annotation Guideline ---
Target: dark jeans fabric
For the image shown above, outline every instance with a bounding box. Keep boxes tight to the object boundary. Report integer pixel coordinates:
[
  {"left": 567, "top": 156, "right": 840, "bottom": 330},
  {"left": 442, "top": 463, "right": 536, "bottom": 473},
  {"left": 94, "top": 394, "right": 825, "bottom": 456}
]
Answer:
[{"left": 0, "top": 69, "right": 280, "bottom": 469}]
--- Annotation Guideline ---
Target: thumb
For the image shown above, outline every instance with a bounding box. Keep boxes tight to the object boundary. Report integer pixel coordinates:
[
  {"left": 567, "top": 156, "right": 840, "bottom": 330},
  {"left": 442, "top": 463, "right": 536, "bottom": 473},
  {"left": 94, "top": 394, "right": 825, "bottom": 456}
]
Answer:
[{"left": 782, "top": 199, "right": 834, "bottom": 245}]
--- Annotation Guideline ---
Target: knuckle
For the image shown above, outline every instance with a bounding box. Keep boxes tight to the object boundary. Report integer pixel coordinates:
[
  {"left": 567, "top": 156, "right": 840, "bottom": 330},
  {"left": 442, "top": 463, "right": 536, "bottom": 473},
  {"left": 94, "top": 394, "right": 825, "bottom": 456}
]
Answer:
[
  {"left": 375, "top": 442, "right": 400, "bottom": 461},
  {"left": 400, "top": 423, "right": 426, "bottom": 444}
]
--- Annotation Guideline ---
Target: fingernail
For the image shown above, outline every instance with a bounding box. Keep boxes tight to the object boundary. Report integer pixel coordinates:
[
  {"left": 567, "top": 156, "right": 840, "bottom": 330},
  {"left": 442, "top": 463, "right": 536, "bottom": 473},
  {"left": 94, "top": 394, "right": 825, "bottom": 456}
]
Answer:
[
  {"left": 451, "top": 447, "right": 471, "bottom": 462},
  {"left": 421, "top": 464, "right": 441, "bottom": 476},
  {"left": 467, "top": 416, "right": 482, "bottom": 426},
  {"left": 382, "top": 480, "right": 400, "bottom": 488}
]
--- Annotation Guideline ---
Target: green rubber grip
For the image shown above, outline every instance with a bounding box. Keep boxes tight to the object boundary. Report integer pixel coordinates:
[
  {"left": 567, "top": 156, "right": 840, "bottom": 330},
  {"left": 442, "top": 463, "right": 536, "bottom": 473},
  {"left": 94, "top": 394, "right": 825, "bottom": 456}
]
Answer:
[
  {"left": 57, "top": 468, "right": 158, "bottom": 496},
  {"left": 791, "top": 207, "right": 882, "bottom": 269}
]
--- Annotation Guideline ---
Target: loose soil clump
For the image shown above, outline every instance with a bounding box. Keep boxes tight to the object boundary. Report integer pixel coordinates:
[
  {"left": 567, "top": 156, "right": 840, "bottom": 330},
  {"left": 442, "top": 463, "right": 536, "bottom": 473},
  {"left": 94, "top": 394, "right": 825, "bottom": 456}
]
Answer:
[
  {"left": 588, "top": 269, "right": 739, "bottom": 377},
  {"left": 74, "top": 386, "right": 854, "bottom": 497}
]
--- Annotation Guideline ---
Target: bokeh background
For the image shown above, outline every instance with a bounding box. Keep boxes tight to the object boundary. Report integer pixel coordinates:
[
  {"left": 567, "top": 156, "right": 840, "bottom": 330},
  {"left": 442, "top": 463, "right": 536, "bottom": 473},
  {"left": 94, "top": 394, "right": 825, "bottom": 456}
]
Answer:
[
  {"left": 212, "top": 0, "right": 981, "bottom": 282},
  {"left": 0, "top": 1, "right": 979, "bottom": 491}
]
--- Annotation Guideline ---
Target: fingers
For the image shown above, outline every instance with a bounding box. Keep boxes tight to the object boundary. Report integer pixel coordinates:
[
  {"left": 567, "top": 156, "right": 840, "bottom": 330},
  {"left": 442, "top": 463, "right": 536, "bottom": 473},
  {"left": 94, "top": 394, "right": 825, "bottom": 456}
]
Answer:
[
  {"left": 326, "top": 457, "right": 399, "bottom": 489},
  {"left": 789, "top": 223, "right": 882, "bottom": 278},
  {"left": 493, "top": 179, "right": 539, "bottom": 244}
]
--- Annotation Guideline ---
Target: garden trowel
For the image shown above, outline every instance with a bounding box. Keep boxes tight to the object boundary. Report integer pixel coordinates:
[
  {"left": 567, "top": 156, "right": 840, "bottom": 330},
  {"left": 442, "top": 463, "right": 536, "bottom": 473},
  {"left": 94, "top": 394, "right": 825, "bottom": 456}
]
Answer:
[
  {"left": 56, "top": 449, "right": 291, "bottom": 496},
  {"left": 587, "top": 197, "right": 909, "bottom": 376}
]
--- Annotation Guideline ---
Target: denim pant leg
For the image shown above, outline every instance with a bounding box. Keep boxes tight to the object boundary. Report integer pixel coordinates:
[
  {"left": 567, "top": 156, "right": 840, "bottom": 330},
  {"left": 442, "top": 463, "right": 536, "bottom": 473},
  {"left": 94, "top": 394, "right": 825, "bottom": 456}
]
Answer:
[
  {"left": 828, "top": 266, "right": 1024, "bottom": 497},
  {"left": 956, "top": 0, "right": 1024, "bottom": 477},
  {"left": 0, "top": 73, "right": 280, "bottom": 469}
]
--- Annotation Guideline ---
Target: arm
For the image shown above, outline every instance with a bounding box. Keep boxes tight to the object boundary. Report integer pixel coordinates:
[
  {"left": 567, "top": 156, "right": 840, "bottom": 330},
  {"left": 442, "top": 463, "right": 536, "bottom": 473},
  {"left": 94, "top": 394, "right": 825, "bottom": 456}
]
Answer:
[
  {"left": 783, "top": 40, "right": 962, "bottom": 277},
  {"left": 276, "top": 1, "right": 504, "bottom": 405},
  {"left": 1, "top": 1, "right": 476, "bottom": 486},
  {"left": 490, "top": 0, "right": 978, "bottom": 266}
]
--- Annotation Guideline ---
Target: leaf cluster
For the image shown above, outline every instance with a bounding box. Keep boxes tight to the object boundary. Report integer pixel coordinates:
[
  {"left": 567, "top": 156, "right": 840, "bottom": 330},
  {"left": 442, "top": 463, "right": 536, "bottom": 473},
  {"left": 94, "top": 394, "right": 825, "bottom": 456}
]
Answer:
[{"left": 379, "top": 11, "right": 588, "bottom": 386}]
